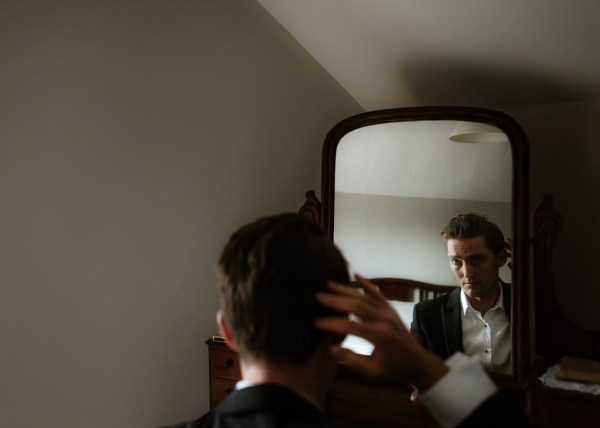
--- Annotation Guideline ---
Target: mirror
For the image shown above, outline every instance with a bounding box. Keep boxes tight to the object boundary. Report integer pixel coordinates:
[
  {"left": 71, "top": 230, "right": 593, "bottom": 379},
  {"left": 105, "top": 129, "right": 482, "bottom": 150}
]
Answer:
[
  {"left": 320, "top": 107, "right": 530, "bottom": 382},
  {"left": 334, "top": 120, "right": 512, "bottom": 284}
]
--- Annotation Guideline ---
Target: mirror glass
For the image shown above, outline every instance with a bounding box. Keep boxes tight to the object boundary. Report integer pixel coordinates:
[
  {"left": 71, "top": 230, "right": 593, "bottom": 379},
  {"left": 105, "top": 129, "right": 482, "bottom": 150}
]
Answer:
[
  {"left": 334, "top": 120, "right": 512, "bottom": 285},
  {"left": 319, "top": 107, "right": 529, "bottom": 382}
]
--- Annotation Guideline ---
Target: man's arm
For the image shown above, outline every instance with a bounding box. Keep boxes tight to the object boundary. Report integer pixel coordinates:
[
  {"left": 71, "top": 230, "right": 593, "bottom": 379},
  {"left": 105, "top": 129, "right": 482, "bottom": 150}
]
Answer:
[
  {"left": 314, "top": 275, "right": 529, "bottom": 428},
  {"left": 315, "top": 275, "right": 447, "bottom": 390}
]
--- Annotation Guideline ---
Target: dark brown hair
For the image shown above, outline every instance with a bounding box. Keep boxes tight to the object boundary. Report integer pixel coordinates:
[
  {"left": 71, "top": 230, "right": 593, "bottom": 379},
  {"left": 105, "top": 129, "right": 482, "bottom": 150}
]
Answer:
[
  {"left": 441, "top": 213, "right": 506, "bottom": 255},
  {"left": 217, "top": 213, "right": 349, "bottom": 366}
]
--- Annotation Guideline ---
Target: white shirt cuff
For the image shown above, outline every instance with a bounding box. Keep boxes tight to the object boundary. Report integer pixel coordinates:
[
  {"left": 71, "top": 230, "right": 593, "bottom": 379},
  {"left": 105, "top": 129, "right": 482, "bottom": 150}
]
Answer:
[{"left": 420, "top": 352, "right": 498, "bottom": 428}]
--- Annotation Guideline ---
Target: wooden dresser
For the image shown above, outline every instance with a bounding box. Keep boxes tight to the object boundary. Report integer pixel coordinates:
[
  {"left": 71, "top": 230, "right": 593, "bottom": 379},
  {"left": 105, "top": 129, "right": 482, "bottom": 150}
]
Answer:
[
  {"left": 527, "top": 373, "right": 600, "bottom": 428},
  {"left": 206, "top": 339, "right": 241, "bottom": 409},
  {"left": 525, "top": 195, "right": 600, "bottom": 427}
]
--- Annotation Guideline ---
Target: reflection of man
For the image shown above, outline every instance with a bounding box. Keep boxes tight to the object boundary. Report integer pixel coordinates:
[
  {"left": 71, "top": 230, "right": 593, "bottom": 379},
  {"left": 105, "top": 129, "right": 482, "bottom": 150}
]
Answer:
[
  {"left": 410, "top": 213, "right": 511, "bottom": 375},
  {"left": 173, "top": 213, "right": 528, "bottom": 428}
]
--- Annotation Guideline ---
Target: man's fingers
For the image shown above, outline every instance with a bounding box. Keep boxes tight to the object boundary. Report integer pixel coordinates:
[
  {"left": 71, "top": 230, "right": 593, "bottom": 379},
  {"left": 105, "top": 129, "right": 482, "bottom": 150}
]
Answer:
[
  {"left": 315, "top": 289, "right": 359, "bottom": 315},
  {"left": 352, "top": 275, "right": 393, "bottom": 313},
  {"left": 328, "top": 275, "right": 386, "bottom": 301},
  {"left": 328, "top": 344, "right": 374, "bottom": 377},
  {"left": 318, "top": 276, "right": 390, "bottom": 322},
  {"left": 354, "top": 274, "right": 386, "bottom": 300},
  {"left": 314, "top": 316, "right": 374, "bottom": 340},
  {"left": 317, "top": 283, "right": 376, "bottom": 318}
]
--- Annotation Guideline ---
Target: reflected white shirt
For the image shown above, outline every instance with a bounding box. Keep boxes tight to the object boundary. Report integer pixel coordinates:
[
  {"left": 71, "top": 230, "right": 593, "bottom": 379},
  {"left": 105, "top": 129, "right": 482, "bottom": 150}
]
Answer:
[{"left": 460, "top": 285, "right": 512, "bottom": 375}]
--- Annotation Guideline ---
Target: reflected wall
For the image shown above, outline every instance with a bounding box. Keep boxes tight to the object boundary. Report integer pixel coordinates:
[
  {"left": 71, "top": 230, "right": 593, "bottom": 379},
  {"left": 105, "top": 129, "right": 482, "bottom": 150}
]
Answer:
[{"left": 333, "top": 120, "right": 512, "bottom": 284}]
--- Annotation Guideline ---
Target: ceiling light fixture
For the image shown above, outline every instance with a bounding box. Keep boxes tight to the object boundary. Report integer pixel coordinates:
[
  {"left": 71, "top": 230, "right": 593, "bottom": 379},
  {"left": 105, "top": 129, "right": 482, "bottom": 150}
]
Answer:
[{"left": 448, "top": 121, "right": 507, "bottom": 143}]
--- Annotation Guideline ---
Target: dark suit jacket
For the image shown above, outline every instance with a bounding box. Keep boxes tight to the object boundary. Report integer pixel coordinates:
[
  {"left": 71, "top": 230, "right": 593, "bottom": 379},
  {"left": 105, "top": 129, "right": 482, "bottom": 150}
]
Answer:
[
  {"left": 169, "top": 381, "right": 529, "bottom": 428},
  {"left": 169, "top": 384, "right": 330, "bottom": 428},
  {"left": 410, "top": 280, "right": 511, "bottom": 359}
]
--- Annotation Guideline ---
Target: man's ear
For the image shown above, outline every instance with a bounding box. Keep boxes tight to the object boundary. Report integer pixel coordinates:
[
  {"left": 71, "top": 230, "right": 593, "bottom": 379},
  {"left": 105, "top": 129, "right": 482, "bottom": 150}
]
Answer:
[{"left": 216, "top": 310, "right": 237, "bottom": 352}]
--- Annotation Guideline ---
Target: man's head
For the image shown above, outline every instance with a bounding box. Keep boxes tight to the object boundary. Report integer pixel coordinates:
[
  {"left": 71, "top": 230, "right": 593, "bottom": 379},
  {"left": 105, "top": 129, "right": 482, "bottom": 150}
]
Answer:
[
  {"left": 441, "top": 213, "right": 506, "bottom": 256},
  {"left": 217, "top": 213, "right": 349, "bottom": 367},
  {"left": 441, "top": 213, "right": 508, "bottom": 303}
]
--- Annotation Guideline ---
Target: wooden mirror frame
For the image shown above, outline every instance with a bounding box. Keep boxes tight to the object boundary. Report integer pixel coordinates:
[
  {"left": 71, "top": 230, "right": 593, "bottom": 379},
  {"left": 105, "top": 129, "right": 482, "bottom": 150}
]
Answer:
[
  {"left": 533, "top": 194, "right": 600, "bottom": 364},
  {"left": 318, "top": 106, "right": 531, "bottom": 383}
]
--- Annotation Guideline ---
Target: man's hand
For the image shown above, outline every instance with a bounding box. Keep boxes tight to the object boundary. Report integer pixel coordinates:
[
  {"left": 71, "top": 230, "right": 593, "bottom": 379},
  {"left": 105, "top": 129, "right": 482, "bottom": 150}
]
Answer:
[{"left": 314, "top": 274, "right": 448, "bottom": 391}]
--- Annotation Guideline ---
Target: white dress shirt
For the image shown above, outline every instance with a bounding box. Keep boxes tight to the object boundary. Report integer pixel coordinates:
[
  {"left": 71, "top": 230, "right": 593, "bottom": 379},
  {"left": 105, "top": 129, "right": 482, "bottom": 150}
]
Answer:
[{"left": 460, "top": 285, "right": 512, "bottom": 375}]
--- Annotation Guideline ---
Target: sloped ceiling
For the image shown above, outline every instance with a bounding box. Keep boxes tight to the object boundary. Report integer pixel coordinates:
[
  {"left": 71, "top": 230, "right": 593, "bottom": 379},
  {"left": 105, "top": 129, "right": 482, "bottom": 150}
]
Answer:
[{"left": 256, "top": 0, "right": 600, "bottom": 110}]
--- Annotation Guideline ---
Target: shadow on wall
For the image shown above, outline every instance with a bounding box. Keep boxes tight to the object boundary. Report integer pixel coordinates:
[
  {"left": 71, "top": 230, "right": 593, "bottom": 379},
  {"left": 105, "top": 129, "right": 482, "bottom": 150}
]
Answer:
[
  {"left": 401, "top": 59, "right": 591, "bottom": 107},
  {"left": 507, "top": 99, "right": 600, "bottom": 330}
]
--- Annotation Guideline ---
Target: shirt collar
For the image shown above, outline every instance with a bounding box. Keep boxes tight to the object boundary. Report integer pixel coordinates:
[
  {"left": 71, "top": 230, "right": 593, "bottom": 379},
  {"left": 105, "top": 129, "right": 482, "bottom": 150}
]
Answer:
[{"left": 460, "top": 282, "right": 504, "bottom": 316}]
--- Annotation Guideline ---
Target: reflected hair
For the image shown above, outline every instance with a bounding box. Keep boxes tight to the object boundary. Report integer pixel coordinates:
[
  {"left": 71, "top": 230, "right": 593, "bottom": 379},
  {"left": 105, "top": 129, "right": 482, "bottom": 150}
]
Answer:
[{"left": 441, "top": 213, "right": 505, "bottom": 255}]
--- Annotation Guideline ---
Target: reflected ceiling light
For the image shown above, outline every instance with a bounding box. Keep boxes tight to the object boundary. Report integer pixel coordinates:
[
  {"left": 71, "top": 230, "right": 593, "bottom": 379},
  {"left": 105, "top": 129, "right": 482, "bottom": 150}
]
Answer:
[{"left": 448, "top": 121, "right": 507, "bottom": 143}]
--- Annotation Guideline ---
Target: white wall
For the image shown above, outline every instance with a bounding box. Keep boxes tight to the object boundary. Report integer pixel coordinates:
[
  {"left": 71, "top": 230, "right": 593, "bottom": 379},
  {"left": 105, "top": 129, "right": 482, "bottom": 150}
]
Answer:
[
  {"left": 505, "top": 99, "right": 600, "bottom": 330},
  {"left": 0, "top": 1, "right": 361, "bottom": 426},
  {"left": 335, "top": 120, "right": 512, "bottom": 202}
]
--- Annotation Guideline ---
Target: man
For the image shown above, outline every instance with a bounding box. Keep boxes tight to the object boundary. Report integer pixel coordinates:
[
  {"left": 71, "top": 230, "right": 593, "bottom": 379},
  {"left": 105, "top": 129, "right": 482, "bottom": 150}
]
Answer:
[
  {"left": 175, "top": 213, "right": 349, "bottom": 428},
  {"left": 410, "top": 213, "right": 512, "bottom": 375},
  {"left": 174, "top": 213, "right": 526, "bottom": 428}
]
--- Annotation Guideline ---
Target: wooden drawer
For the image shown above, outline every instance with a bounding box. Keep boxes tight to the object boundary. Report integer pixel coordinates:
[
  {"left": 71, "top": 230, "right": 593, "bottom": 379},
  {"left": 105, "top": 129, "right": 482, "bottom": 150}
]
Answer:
[
  {"left": 210, "top": 376, "right": 238, "bottom": 408},
  {"left": 207, "top": 340, "right": 242, "bottom": 409},
  {"left": 209, "top": 347, "right": 241, "bottom": 379}
]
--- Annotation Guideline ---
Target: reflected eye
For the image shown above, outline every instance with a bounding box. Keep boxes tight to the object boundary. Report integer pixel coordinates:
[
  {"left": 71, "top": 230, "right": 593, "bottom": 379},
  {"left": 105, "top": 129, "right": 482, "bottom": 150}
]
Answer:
[
  {"left": 471, "top": 256, "right": 483, "bottom": 265},
  {"left": 451, "top": 259, "right": 462, "bottom": 267}
]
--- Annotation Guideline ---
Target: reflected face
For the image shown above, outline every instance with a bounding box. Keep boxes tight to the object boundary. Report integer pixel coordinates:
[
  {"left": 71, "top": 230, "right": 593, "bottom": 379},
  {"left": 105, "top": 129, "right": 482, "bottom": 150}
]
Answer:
[{"left": 447, "top": 235, "right": 507, "bottom": 302}]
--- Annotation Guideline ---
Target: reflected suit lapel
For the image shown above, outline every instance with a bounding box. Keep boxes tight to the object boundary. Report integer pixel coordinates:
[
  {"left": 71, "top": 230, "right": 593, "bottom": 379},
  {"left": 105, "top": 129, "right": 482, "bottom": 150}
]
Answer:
[{"left": 442, "top": 287, "right": 464, "bottom": 356}]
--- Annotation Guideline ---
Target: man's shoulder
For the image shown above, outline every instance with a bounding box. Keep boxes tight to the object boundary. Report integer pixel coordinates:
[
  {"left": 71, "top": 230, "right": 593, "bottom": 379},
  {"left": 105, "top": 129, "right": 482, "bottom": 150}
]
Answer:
[
  {"left": 187, "top": 384, "right": 331, "bottom": 428},
  {"left": 179, "top": 410, "right": 336, "bottom": 428},
  {"left": 414, "top": 289, "right": 456, "bottom": 310}
]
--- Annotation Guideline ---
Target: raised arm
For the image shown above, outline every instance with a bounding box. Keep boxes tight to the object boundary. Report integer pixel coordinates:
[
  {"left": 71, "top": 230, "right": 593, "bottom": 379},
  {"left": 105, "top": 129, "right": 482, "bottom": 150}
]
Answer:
[{"left": 314, "top": 274, "right": 530, "bottom": 428}]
